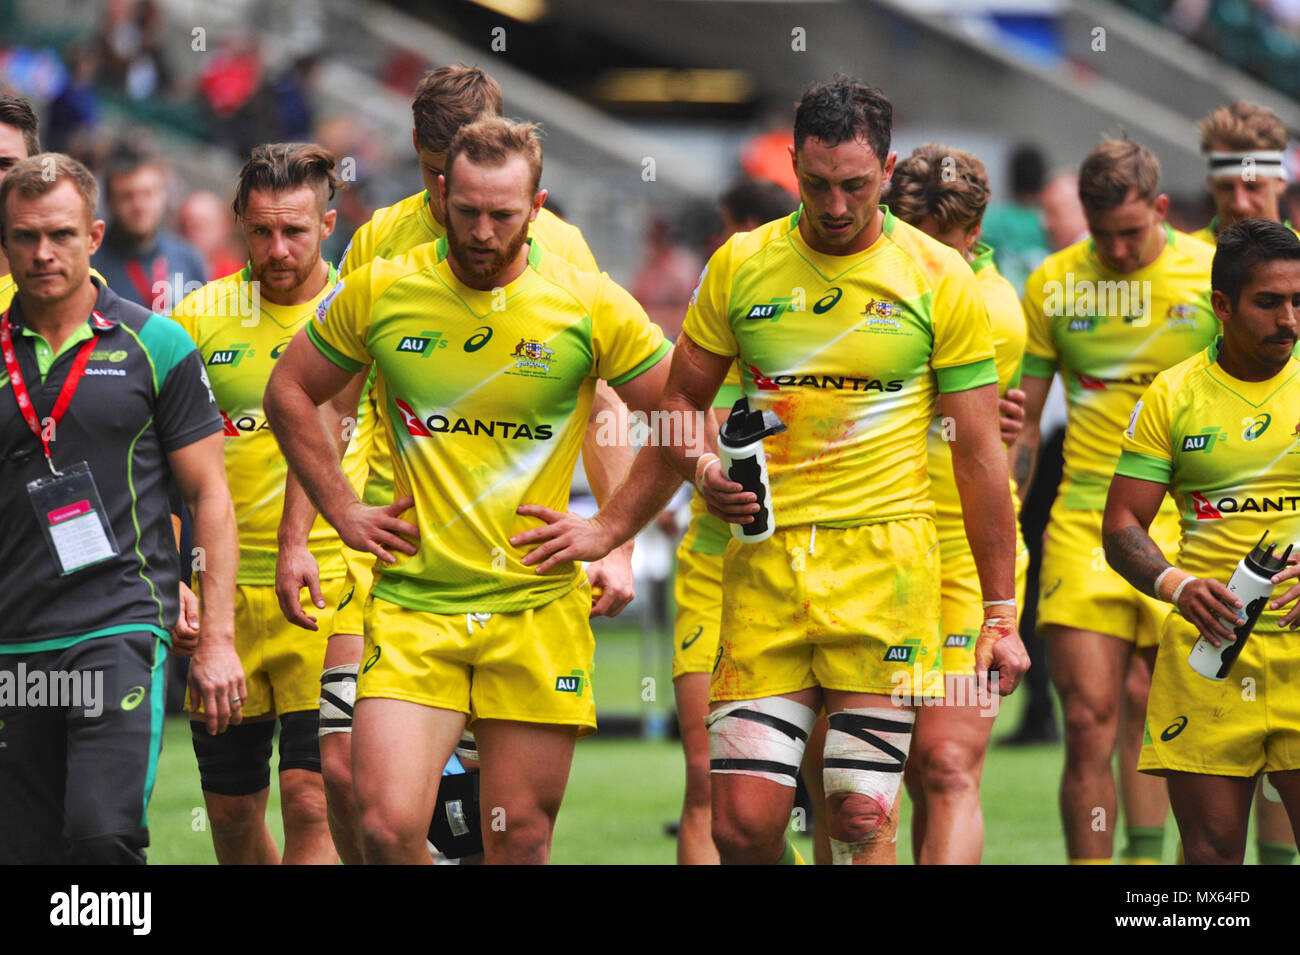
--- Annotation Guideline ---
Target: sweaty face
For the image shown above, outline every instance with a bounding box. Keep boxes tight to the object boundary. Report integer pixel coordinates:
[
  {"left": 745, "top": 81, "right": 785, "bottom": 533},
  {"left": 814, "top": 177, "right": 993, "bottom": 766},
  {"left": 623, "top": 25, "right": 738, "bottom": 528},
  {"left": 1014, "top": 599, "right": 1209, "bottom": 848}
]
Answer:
[
  {"left": 441, "top": 153, "right": 537, "bottom": 287},
  {"left": 1085, "top": 190, "right": 1167, "bottom": 274},
  {"left": 1217, "top": 258, "right": 1300, "bottom": 373},
  {"left": 793, "top": 136, "right": 894, "bottom": 255},
  {"left": 108, "top": 165, "right": 167, "bottom": 242},
  {"left": 241, "top": 185, "right": 331, "bottom": 297},
  {"left": 3, "top": 179, "right": 102, "bottom": 305}
]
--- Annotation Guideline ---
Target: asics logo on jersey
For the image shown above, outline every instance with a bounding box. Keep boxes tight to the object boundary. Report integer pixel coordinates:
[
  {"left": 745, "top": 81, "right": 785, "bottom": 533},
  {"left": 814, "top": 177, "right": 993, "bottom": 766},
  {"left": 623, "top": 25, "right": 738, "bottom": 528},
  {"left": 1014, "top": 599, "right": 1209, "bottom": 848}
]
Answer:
[
  {"left": 270, "top": 338, "right": 293, "bottom": 359},
  {"left": 1243, "top": 414, "right": 1271, "bottom": 441},
  {"left": 1182, "top": 428, "right": 1225, "bottom": 453},
  {"left": 1160, "top": 716, "right": 1188, "bottom": 741},
  {"left": 208, "top": 346, "right": 249, "bottom": 366},
  {"left": 363, "top": 647, "right": 381, "bottom": 673},
  {"left": 464, "top": 326, "right": 493, "bottom": 351},
  {"left": 120, "top": 686, "right": 146, "bottom": 711},
  {"left": 812, "top": 287, "right": 842, "bottom": 313},
  {"left": 680, "top": 625, "right": 704, "bottom": 650}
]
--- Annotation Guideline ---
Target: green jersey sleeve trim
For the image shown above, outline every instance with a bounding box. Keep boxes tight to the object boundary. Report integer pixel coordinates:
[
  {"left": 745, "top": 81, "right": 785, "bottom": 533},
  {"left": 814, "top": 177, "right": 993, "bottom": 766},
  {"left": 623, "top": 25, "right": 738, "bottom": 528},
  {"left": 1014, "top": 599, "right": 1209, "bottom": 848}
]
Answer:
[
  {"left": 608, "top": 339, "right": 670, "bottom": 387},
  {"left": 306, "top": 322, "right": 365, "bottom": 373},
  {"left": 713, "top": 382, "right": 743, "bottom": 408},
  {"left": 936, "top": 357, "right": 998, "bottom": 394},
  {"left": 970, "top": 242, "right": 996, "bottom": 274},
  {"left": 1010, "top": 356, "right": 1024, "bottom": 390},
  {"left": 1115, "top": 449, "right": 1172, "bottom": 484},
  {"left": 1022, "top": 353, "right": 1056, "bottom": 378},
  {"left": 137, "top": 314, "right": 202, "bottom": 392}
]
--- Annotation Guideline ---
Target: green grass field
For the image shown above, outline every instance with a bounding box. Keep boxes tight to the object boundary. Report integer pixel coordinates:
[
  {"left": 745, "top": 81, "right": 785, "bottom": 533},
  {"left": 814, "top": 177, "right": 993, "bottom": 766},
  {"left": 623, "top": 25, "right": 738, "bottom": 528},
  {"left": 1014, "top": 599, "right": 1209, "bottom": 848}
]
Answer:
[{"left": 147, "top": 624, "right": 1185, "bottom": 864}]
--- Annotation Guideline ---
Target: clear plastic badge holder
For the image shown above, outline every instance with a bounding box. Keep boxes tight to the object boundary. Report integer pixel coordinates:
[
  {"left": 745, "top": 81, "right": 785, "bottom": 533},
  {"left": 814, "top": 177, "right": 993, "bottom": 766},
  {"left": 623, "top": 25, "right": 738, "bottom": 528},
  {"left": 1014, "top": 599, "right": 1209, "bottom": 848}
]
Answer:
[{"left": 27, "top": 460, "right": 119, "bottom": 575}]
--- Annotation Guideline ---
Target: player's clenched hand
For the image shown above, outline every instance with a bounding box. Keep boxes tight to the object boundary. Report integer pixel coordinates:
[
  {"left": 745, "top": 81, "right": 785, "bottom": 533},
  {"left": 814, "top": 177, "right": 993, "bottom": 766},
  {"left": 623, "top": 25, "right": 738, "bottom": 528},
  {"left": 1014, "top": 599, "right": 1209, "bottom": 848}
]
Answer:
[
  {"left": 697, "top": 458, "right": 759, "bottom": 524},
  {"left": 512, "top": 505, "right": 617, "bottom": 574},
  {"left": 1177, "top": 577, "right": 1243, "bottom": 646},
  {"left": 171, "top": 582, "right": 201, "bottom": 658},
  {"left": 999, "top": 388, "right": 1027, "bottom": 446},
  {"left": 586, "top": 546, "right": 635, "bottom": 618},
  {"left": 1270, "top": 553, "right": 1300, "bottom": 629},
  {"left": 276, "top": 544, "right": 324, "bottom": 631},
  {"left": 973, "top": 613, "right": 1029, "bottom": 695},
  {"left": 336, "top": 497, "right": 418, "bottom": 565},
  {"left": 188, "top": 641, "right": 246, "bottom": 736}
]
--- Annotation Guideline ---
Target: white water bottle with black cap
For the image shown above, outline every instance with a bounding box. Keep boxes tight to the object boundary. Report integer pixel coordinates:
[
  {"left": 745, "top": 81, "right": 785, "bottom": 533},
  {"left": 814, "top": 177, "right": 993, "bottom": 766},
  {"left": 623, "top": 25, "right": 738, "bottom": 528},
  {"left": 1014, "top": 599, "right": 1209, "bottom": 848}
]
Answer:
[
  {"left": 1187, "top": 532, "right": 1293, "bottom": 681},
  {"left": 716, "top": 396, "right": 787, "bottom": 544}
]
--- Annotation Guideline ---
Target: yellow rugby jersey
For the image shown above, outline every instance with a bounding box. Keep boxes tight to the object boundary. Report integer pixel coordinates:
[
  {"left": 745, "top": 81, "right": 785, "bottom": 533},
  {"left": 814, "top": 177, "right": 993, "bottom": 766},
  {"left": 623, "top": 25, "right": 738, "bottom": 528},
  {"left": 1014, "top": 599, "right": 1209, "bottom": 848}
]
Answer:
[
  {"left": 927, "top": 244, "right": 1027, "bottom": 543},
  {"left": 1192, "top": 217, "right": 1300, "bottom": 247},
  {"left": 338, "top": 190, "right": 600, "bottom": 508},
  {"left": 1116, "top": 340, "right": 1300, "bottom": 631},
  {"left": 173, "top": 265, "right": 373, "bottom": 584},
  {"left": 307, "top": 237, "right": 669, "bottom": 613},
  {"left": 1022, "top": 226, "right": 1218, "bottom": 510},
  {"left": 682, "top": 207, "right": 997, "bottom": 529},
  {"left": 0, "top": 273, "right": 13, "bottom": 309}
]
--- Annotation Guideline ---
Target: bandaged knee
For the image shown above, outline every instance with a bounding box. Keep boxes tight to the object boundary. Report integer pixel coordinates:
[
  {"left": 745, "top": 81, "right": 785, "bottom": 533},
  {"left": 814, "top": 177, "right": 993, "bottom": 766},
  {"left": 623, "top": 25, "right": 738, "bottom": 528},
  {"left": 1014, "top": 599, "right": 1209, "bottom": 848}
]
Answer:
[
  {"left": 706, "top": 697, "right": 816, "bottom": 787},
  {"left": 823, "top": 707, "right": 914, "bottom": 863},
  {"left": 319, "top": 663, "right": 357, "bottom": 737}
]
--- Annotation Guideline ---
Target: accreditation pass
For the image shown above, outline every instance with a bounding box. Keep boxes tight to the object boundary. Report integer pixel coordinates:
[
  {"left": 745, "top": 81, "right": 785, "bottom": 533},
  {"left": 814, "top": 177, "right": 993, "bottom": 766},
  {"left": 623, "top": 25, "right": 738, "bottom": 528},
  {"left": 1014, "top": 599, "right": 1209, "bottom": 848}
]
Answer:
[{"left": 27, "top": 461, "right": 119, "bottom": 575}]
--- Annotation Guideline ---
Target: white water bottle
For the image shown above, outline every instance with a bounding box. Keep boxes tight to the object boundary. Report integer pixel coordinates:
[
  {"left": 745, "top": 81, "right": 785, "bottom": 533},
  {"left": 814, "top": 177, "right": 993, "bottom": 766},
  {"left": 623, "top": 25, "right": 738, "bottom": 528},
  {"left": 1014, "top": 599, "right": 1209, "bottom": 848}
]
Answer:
[
  {"left": 1187, "top": 532, "right": 1293, "bottom": 681},
  {"left": 716, "top": 397, "right": 787, "bottom": 544}
]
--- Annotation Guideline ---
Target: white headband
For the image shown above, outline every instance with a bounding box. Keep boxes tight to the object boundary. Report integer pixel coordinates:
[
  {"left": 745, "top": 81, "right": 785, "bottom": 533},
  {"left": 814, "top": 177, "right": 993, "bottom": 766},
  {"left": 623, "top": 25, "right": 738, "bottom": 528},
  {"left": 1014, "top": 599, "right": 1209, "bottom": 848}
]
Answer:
[{"left": 1206, "top": 150, "right": 1287, "bottom": 181}]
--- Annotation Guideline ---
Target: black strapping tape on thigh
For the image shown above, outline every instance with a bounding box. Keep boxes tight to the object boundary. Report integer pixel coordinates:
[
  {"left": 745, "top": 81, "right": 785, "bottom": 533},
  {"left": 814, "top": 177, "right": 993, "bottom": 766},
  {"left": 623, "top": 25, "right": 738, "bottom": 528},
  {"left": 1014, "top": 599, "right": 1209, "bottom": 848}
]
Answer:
[
  {"left": 191, "top": 719, "right": 276, "bottom": 796},
  {"left": 823, "top": 757, "right": 904, "bottom": 773},
  {"left": 722, "top": 708, "right": 810, "bottom": 742},
  {"left": 428, "top": 770, "right": 483, "bottom": 859},
  {"left": 710, "top": 757, "right": 801, "bottom": 780},
  {"left": 278, "top": 711, "right": 322, "bottom": 774}
]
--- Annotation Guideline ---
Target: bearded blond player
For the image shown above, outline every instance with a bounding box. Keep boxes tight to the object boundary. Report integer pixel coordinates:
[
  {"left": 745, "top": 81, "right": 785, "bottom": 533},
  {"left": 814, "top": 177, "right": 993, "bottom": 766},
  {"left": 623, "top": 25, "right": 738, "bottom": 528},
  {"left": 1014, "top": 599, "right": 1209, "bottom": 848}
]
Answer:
[{"left": 275, "top": 66, "right": 633, "bottom": 863}]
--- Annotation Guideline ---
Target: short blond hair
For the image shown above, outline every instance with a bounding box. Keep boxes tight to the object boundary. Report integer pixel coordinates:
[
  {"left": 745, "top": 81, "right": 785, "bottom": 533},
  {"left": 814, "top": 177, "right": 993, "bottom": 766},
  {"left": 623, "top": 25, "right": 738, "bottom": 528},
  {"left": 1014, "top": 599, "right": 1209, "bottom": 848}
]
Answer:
[
  {"left": 1077, "top": 137, "right": 1160, "bottom": 214},
  {"left": 445, "top": 117, "right": 543, "bottom": 195},
  {"left": 888, "top": 143, "right": 989, "bottom": 232},
  {"left": 0, "top": 153, "right": 98, "bottom": 237},
  {"left": 1197, "top": 101, "right": 1287, "bottom": 153}
]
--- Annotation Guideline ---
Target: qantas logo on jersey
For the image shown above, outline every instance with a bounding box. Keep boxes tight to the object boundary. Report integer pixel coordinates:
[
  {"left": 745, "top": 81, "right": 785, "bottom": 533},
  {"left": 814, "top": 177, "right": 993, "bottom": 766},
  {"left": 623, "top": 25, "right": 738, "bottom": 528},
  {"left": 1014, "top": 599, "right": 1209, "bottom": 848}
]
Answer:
[
  {"left": 1075, "top": 370, "right": 1159, "bottom": 392},
  {"left": 1182, "top": 428, "right": 1225, "bottom": 453},
  {"left": 208, "top": 345, "right": 250, "bottom": 367},
  {"left": 394, "top": 399, "right": 553, "bottom": 441},
  {"left": 219, "top": 410, "right": 272, "bottom": 436},
  {"left": 1189, "top": 490, "right": 1300, "bottom": 520},
  {"left": 745, "top": 363, "right": 902, "bottom": 393}
]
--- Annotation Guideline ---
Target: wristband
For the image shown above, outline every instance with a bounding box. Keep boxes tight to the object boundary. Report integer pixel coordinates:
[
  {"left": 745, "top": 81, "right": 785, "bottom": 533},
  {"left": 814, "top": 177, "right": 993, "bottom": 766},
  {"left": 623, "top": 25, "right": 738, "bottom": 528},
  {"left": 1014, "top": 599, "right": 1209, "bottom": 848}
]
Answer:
[
  {"left": 982, "top": 599, "right": 1016, "bottom": 609},
  {"left": 1170, "top": 575, "right": 1197, "bottom": 607},
  {"left": 1155, "top": 566, "right": 1192, "bottom": 603},
  {"left": 695, "top": 452, "right": 720, "bottom": 487}
]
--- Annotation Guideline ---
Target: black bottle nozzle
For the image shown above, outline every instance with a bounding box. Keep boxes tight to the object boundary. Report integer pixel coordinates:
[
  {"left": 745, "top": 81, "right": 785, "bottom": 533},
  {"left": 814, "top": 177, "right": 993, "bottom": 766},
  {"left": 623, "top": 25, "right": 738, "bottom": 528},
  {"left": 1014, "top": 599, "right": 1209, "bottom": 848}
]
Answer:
[
  {"left": 1246, "top": 531, "right": 1294, "bottom": 576},
  {"left": 719, "top": 396, "right": 786, "bottom": 448}
]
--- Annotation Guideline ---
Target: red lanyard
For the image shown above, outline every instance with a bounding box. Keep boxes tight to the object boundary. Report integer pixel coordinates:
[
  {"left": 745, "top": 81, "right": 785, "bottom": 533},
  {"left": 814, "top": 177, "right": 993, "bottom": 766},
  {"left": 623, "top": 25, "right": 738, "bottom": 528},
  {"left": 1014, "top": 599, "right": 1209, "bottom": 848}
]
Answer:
[
  {"left": 124, "top": 256, "right": 167, "bottom": 308},
  {"left": 1, "top": 309, "right": 99, "bottom": 474}
]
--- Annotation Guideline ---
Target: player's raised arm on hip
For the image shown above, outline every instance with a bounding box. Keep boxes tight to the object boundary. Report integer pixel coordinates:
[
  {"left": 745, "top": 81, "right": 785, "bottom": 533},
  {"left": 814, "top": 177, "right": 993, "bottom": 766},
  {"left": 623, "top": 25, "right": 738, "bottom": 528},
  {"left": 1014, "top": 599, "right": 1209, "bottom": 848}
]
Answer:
[
  {"left": 1009, "top": 371, "right": 1052, "bottom": 503},
  {"left": 943, "top": 382, "right": 1030, "bottom": 692}
]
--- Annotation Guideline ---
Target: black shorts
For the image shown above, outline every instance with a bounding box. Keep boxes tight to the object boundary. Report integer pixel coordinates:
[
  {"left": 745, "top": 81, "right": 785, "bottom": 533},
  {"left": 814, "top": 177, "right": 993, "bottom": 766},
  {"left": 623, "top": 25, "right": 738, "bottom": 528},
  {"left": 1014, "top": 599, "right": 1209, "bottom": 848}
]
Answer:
[{"left": 0, "top": 630, "right": 168, "bottom": 864}]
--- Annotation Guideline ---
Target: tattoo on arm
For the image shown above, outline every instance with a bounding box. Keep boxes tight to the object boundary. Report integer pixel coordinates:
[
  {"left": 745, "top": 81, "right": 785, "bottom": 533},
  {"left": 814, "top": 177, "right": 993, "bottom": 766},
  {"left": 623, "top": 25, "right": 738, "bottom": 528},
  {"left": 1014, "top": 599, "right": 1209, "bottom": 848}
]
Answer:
[{"left": 1103, "top": 525, "right": 1171, "bottom": 597}]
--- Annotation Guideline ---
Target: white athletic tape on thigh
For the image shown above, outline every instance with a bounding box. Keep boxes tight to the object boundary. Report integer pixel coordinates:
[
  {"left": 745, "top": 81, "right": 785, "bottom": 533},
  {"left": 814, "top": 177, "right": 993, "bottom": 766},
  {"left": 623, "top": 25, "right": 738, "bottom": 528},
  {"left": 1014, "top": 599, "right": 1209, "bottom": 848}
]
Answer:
[
  {"left": 456, "top": 730, "right": 478, "bottom": 766},
  {"left": 706, "top": 697, "right": 817, "bottom": 787},
  {"left": 822, "top": 707, "right": 915, "bottom": 810},
  {"left": 318, "top": 663, "right": 358, "bottom": 736}
]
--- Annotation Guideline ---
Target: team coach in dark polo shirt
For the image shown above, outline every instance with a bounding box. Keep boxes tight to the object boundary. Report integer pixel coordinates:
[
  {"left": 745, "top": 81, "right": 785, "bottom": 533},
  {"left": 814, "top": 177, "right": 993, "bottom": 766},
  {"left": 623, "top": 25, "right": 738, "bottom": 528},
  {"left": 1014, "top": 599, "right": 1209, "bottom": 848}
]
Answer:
[{"left": 0, "top": 153, "right": 243, "bottom": 864}]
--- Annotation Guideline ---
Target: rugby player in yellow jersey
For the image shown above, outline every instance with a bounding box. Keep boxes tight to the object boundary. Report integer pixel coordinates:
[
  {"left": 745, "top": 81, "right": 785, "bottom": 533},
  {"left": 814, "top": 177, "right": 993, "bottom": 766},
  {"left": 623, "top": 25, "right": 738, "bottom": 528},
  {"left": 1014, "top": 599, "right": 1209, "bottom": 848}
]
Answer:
[
  {"left": 1193, "top": 102, "right": 1292, "bottom": 248},
  {"left": 1187, "top": 102, "right": 1298, "bottom": 864},
  {"left": 266, "top": 118, "right": 678, "bottom": 864},
  {"left": 174, "top": 144, "right": 369, "bottom": 865},
  {"left": 523, "top": 76, "right": 1030, "bottom": 866},
  {"left": 273, "top": 65, "right": 633, "bottom": 864},
  {"left": 1011, "top": 138, "right": 1219, "bottom": 864},
  {"left": 1105, "top": 218, "right": 1300, "bottom": 863},
  {"left": 888, "top": 143, "right": 1030, "bottom": 864}
]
